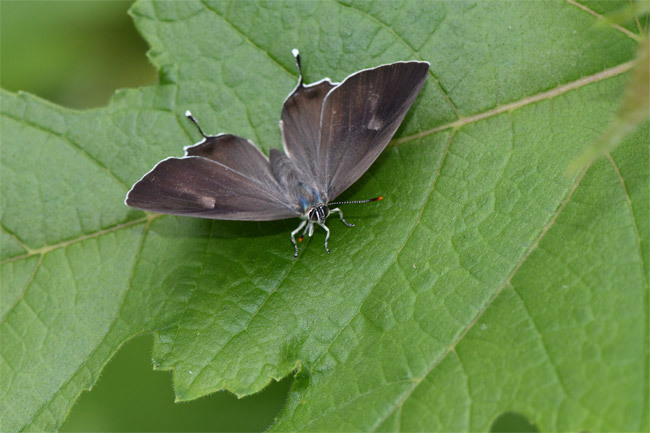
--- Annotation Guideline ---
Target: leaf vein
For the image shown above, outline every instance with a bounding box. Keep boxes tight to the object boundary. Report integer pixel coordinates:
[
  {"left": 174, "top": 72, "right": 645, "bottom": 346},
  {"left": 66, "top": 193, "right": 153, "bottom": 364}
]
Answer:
[
  {"left": 510, "top": 283, "right": 572, "bottom": 403},
  {"left": 453, "top": 348, "right": 472, "bottom": 432},
  {"left": 0, "top": 223, "right": 31, "bottom": 253},
  {"left": 1, "top": 110, "right": 129, "bottom": 191},
  {"left": 0, "top": 255, "right": 43, "bottom": 324},
  {"left": 0, "top": 216, "right": 153, "bottom": 265},
  {"left": 300, "top": 379, "right": 414, "bottom": 430},
  {"left": 391, "top": 60, "right": 636, "bottom": 146}
]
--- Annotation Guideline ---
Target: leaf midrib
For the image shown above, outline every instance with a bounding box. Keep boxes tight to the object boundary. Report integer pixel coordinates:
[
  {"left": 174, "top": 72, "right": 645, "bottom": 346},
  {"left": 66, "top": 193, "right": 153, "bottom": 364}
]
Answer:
[{"left": 391, "top": 60, "right": 636, "bottom": 147}]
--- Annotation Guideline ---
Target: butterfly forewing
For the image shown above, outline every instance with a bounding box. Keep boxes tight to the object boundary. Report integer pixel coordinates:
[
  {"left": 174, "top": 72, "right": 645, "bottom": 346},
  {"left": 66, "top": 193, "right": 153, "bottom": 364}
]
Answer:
[{"left": 317, "top": 61, "right": 429, "bottom": 200}]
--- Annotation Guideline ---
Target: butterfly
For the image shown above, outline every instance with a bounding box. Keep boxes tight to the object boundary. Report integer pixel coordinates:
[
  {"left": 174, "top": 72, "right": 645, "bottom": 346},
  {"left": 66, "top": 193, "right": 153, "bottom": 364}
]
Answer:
[{"left": 125, "top": 50, "right": 429, "bottom": 258}]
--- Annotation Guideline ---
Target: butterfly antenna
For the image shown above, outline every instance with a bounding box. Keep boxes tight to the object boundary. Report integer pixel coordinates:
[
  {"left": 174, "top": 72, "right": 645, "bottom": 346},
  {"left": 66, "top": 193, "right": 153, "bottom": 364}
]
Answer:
[
  {"left": 185, "top": 110, "right": 208, "bottom": 139},
  {"left": 291, "top": 48, "right": 304, "bottom": 86},
  {"left": 327, "top": 196, "right": 383, "bottom": 206}
]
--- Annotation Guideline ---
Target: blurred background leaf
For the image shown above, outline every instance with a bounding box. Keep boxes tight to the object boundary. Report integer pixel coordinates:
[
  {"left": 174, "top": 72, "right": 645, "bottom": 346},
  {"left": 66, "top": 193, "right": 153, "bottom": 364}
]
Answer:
[{"left": 1, "top": 0, "right": 155, "bottom": 109}]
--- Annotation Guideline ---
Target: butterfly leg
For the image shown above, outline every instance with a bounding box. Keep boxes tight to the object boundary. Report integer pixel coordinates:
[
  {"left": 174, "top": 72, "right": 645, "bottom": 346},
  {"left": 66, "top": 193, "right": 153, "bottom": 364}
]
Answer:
[
  {"left": 301, "top": 222, "right": 310, "bottom": 239},
  {"left": 329, "top": 207, "right": 354, "bottom": 227},
  {"left": 291, "top": 220, "right": 307, "bottom": 259},
  {"left": 296, "top": 221, "right": 311, "bottom": 244},
  {"left": 317, "top": 222, "right": 331, "bottom": 254}
]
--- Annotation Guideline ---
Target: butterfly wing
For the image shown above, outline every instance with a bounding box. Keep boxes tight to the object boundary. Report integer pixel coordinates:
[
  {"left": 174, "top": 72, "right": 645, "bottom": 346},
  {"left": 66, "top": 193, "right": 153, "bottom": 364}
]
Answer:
[
  {"left": 317, "top": 61, "right": 429, "bottom": 201},
  {"left": 125, "top": 135, "right": 298, "bottom": 220},
  {"left": 280, "top": 79, "right": 335, "bottom": 182}
]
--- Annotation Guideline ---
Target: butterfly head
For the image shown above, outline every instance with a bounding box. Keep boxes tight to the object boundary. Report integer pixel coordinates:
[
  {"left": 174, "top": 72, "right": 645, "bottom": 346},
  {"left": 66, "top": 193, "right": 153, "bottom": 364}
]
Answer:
[{"left": 307, "top": 204, "right": 330, "bottom": 223}]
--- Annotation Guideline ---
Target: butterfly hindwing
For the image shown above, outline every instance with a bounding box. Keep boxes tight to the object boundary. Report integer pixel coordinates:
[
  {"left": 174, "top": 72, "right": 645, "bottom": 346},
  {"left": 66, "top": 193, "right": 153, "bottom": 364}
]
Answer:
[
  {"left": 126, "top": 135, "right": 297, "bottom": 220},
  {"left": 280, "top": 79, "right": 335, "bottom": 183}
]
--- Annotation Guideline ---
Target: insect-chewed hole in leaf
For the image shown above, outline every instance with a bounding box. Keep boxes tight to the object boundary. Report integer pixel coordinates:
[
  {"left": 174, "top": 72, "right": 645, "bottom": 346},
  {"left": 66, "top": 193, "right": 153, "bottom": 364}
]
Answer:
[{"left": 490, "top": 412, "right": 539, "bottom": 433}]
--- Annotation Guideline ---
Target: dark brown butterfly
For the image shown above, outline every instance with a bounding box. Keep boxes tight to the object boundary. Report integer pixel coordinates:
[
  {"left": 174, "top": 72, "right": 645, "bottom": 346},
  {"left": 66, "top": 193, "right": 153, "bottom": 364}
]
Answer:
[{"left": 126, "top": 50, "right": 429, "bottom": 257}]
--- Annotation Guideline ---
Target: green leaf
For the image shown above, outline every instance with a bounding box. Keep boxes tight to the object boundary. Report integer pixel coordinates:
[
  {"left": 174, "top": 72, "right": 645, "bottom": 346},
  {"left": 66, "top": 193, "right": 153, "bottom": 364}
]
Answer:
[{"left": 1, "top": 1, "right": 647, "bottom": 432}]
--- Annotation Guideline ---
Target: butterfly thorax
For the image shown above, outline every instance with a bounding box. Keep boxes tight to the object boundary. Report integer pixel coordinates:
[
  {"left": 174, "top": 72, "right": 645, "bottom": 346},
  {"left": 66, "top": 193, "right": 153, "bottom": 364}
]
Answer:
[{"left": 269, "top": 148, "right": 325, "bottom": 214}]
